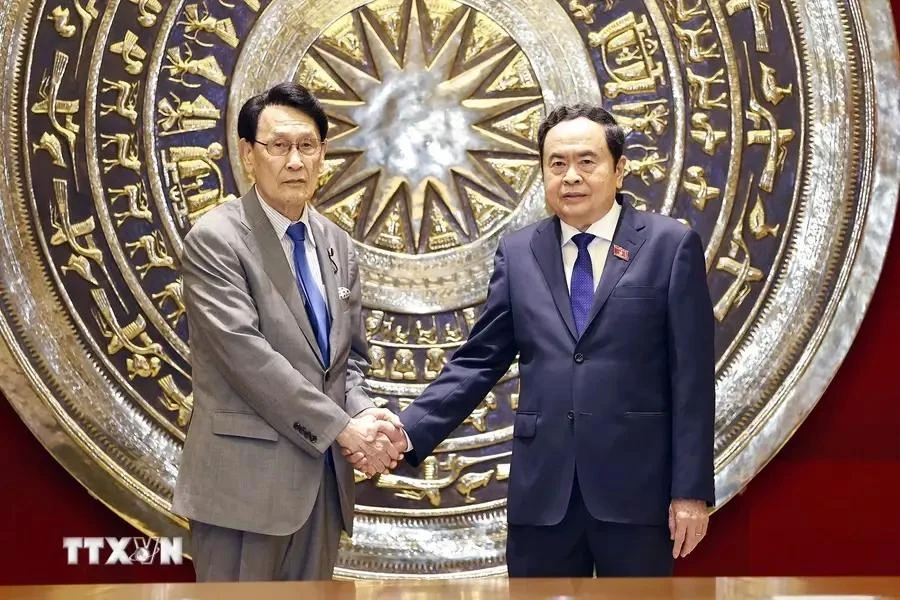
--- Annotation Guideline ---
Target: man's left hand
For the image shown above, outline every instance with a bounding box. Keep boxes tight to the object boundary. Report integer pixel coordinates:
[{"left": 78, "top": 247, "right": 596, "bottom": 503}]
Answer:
[{"left": 669, "top": 498, "right": 709, "bottom": 558}]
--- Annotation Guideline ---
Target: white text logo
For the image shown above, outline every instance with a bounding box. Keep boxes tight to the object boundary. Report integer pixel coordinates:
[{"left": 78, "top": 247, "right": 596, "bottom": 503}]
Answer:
[{"left": 62, "top": 537, "right": 183, "bottom": 565}]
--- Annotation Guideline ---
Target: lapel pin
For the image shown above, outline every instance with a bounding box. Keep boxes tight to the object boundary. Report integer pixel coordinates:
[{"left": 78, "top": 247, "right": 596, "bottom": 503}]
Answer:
[
  {"left": 612, "top": 244, "right": 630, "bottom": 261},
  {"left": 327, "top": 248, "right": 338, "bottom": 274},
  {"left": 338, "top": 287, "right": 351, "bottom": 301}
]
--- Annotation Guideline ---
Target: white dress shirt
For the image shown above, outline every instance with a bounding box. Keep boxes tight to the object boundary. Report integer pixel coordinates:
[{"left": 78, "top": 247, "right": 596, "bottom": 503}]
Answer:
[
  {"left": 256, "top": 189, "right": 328, "bottom": 309},
  {"left": 559, "top": 200, "right": 622, "bottom": 293}
]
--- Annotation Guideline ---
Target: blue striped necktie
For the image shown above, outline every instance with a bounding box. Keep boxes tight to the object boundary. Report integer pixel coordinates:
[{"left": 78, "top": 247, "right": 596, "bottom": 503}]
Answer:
[{"left": 286, "top": 221, "right": 331, "bottom": 367}]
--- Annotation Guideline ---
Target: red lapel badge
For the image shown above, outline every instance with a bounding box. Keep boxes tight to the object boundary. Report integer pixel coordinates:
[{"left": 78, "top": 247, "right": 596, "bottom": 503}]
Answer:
[{"left": 612, "top": 244, "right": 630, "bottom": 261}]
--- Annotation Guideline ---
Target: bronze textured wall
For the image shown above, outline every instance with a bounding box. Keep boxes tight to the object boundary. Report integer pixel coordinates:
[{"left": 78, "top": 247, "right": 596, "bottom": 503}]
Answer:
[{"left": 0, "top": 0, "right": 898, "bottom": 577}]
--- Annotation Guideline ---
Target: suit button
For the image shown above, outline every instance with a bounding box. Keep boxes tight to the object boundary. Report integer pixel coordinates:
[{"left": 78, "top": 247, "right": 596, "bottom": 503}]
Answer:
[
  {"left": 567, "top": 411, "right": 575, "bottom": 421},
  {"left": 292, "top": 422, "right": 302, "bottom": 431},
  {"left": 311, "top": 434, "right": 318, "bottom": 443},
  {"left": 574, "top": 353, "right": 584, "bottom": 363}
]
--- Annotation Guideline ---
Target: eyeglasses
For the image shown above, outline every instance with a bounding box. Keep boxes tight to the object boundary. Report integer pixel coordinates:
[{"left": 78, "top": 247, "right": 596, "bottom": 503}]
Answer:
[{"left": 252, "top": 138, "right": 322, "bottom": 157}]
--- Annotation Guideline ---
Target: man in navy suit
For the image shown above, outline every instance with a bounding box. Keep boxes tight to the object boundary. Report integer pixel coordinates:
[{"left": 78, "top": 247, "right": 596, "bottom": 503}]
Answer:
[{"left": 350, "top": 104, "right": 715, "bottom": 577}]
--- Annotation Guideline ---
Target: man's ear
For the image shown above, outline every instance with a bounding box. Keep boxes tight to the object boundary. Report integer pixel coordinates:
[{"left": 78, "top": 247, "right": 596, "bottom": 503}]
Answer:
[
  {"left": 239, "top": 138, "right": 254, "bottom": 181},
  {"left": 615, "top": 155, "right": 628, "bottom": 188},
  {"left": 316, "top": 139, "right": 328, "bottom": 171}
]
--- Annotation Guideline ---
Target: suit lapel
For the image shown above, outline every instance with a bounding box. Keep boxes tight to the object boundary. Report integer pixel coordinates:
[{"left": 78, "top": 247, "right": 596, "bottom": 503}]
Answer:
[
  {"left": 531, "top": 217, "right": 578, "bottom": 341},
  {"left": 240, "top": 190, "right": 324, "bottom": 366},
  {"left": 309, "top": 210, "right": 342, "bottom": 367},
  {"left": 583, "top": 199, "right": 647, "bottom": 332}
]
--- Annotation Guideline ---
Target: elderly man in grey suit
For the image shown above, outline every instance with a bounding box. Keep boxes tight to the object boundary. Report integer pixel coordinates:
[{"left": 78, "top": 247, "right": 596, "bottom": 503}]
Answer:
[{"left": 172, "top": 82, "right": 401, "bottom": 582}]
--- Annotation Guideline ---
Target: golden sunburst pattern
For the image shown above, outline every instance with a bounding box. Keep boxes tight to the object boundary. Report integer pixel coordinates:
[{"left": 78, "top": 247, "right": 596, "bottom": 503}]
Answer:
[{"left": 298, "top": 0, "right": 544, "bottom": 255}]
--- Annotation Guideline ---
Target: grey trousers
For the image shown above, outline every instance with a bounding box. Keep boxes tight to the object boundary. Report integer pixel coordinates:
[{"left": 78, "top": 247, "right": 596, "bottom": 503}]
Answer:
[{"left": 189, "top": 462, "right": 343, "bottom": 581}]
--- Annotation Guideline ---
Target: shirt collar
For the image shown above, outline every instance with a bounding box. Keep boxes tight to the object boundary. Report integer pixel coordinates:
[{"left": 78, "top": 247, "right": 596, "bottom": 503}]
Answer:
[
  {"left": 559, "top": 197, "right": 622, "bottom": 247},
  {"left": 256, "top": 186, "right": 316, "bottom": 248}
]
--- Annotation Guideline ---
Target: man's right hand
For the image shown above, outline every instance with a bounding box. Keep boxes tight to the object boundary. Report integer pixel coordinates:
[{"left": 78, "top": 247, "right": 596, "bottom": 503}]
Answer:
[
  {"left": 340, "top": 411, "right": 408, "bottom": 475},
  {"left": 335, "top": 417, "right": 401, "bottom": 476}
]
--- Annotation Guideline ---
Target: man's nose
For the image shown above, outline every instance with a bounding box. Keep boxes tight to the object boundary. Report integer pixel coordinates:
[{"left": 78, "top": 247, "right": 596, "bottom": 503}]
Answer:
[
  {"left": 564, "top": 164, "right": 582, "bottom": 184},
  {"left": 285, "top": 146, "right": 305, "bottom": 169}
]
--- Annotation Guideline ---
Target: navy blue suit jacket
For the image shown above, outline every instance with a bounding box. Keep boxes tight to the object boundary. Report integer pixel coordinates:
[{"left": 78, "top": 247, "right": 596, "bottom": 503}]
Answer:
[{"left": 400, "top": 197, "right": 715, "bottom": 527}]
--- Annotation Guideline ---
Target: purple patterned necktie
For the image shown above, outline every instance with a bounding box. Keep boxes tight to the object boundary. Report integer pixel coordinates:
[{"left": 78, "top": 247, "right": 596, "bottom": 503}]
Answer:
[{"left": 570, "top": 232, "right": 596, "bottom": 336}]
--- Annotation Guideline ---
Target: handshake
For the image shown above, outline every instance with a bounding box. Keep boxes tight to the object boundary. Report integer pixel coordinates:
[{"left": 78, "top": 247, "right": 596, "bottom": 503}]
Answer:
[{"left": 335, "top": 407, "right": 408, "bottom": 478}]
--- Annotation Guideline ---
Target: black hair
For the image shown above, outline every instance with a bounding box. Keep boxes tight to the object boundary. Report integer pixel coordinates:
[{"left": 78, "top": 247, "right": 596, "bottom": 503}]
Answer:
[
  {"left": 537, "top": 103, "right": 625, "bottom": 164},
  {"left": 237, "top": 82, "right": 329, "bottom": 142}
]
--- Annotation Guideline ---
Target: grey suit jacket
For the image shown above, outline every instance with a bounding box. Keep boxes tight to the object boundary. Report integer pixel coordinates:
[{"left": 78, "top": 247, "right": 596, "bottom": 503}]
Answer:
[{"left": 172, "top": 188, "right": 373, "bottom": 536}]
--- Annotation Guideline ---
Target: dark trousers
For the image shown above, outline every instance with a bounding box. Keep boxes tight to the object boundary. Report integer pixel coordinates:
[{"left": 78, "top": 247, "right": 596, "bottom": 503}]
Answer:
[{"left": 506, "top": 476, "right": 674, "bottom": 577}]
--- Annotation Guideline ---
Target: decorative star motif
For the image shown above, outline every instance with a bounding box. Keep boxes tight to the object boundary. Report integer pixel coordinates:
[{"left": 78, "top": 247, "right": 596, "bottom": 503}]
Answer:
[{"left": 297, "top": 0, "right": 544, "bottom": 254}]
